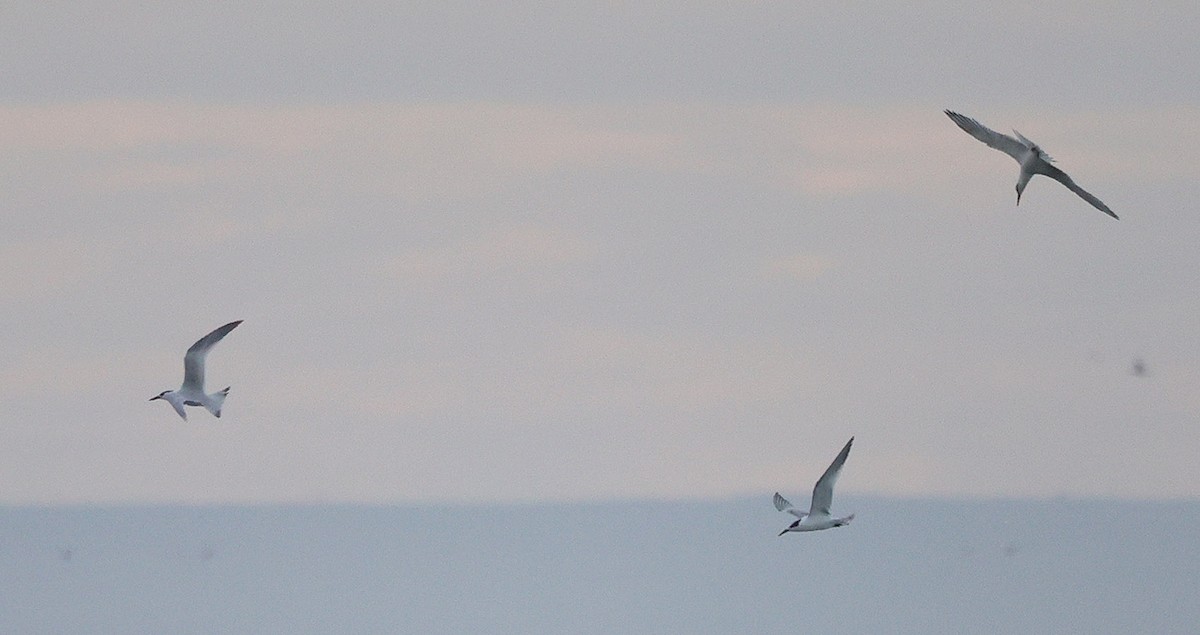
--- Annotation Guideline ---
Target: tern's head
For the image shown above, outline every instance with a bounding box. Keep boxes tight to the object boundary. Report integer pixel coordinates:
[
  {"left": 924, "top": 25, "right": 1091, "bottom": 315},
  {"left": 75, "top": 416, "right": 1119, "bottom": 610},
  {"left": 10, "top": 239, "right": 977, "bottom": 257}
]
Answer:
[
  {"left": 149, "top": 390, "right": 171, "bottom": 402},
  {"left": 778, "top": 519, "right": 801, "bottom": 536}
]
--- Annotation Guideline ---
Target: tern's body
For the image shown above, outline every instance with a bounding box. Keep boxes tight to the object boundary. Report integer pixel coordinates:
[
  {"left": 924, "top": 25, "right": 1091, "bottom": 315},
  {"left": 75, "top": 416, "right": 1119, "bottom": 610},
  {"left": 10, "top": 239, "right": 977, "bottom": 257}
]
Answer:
[
  {"left": 775, "top": 437, "right": 855, "bottom": 535},
  {"left": 150, "top": 320, "right": 242, "bottom": 420},
  {"left": 944, "top": 110, "right": 1118, "bottom": 220}
]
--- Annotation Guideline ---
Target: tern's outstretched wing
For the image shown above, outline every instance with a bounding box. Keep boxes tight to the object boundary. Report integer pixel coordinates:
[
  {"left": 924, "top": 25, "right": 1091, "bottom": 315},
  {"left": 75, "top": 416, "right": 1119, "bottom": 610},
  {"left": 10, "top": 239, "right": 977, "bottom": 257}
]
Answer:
[
  {"left": 182, "top": 320, "right": 242, "bottom": 391},
  {"left": 809, "top": 437, "right": 853, "bottom": 516},
  {"left": 944, "top": 110, "right": 1027, "bottom": 163},
  {"left": 773, "top": 492, "right": 806, "bottom": 519},
  {"left": 1037, "top": 163, "right": 1119, "bottom": 220},
  {"left": 168, "top": 398, "right": 188, "bottom": 421}
]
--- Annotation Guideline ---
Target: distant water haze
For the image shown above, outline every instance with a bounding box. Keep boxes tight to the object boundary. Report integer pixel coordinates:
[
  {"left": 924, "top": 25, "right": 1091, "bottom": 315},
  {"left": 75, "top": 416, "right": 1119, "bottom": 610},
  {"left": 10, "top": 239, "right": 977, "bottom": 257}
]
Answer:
[{"left": 2, "top": 498, "right": 1197, "bottom": 634}]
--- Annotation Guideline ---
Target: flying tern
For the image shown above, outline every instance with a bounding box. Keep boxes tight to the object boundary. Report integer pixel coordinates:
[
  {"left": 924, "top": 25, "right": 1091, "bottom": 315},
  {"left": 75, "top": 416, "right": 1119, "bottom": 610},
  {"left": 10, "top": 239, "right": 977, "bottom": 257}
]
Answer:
[
  {"left": 944, "top": 110, "right": 1118, "bottom": 219},
  {"left": 150, "top": 320, "right": 242, "bottom": 420},
  {"left": 775, "top": 436, "right": 855, "bottom": 535},
  {"left": 1131, "top": 358, "right": 1149, "bottom": 378}
]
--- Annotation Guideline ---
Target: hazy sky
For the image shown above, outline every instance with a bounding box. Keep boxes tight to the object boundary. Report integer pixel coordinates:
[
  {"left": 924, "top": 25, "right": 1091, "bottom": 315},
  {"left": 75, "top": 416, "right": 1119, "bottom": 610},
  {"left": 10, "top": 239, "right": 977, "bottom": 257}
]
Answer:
[{"left": 2, "top": 2, "right": 1199, "bottom": 504}]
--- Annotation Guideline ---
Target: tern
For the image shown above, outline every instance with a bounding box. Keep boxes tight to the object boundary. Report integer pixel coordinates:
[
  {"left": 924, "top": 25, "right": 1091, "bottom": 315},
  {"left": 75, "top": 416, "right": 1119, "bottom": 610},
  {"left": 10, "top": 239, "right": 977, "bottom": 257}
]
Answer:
[
  {"left": 775, "top": 436, "right": 855, "bottom": 535},
  {"left": 150, "top": 320, "right": 242, "bottom": 420},
  {"left": 1131, "top": 358, "right": 1149, "bottom": 378},
  {"left": 944, "top": 110, "right": 1118, "bottom": 219}
]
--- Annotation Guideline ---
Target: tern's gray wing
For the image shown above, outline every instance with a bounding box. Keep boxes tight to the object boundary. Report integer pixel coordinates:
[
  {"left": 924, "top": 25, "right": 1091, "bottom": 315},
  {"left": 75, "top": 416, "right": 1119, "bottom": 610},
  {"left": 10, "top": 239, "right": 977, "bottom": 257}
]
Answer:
[
  {"left": 773, "top": 492, "right": 806, "bottom": 519},
  {"left": 1036, "top": 163, "right": 1119, "bottom": 220},
  {"left": 944, "top": 110, "right": 1028, "bottom": 163},
  {"left": 809, "top": 437, "right": 853, "bottom": 516},
  {"left": 182, "top": 320, "right": 242, "bottom": 391}
]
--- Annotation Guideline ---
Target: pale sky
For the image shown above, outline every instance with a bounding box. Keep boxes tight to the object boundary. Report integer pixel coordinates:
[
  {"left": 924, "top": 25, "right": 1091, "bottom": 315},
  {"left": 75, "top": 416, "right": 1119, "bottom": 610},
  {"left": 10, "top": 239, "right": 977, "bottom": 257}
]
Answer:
[{"left": 2, "top": 2, "right": 1200, "bottom": 504}]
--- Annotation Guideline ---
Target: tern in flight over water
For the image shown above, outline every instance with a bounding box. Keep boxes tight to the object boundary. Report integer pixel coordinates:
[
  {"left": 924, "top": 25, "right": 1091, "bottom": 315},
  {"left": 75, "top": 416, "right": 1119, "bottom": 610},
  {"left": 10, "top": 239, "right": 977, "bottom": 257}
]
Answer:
[
  {"left": 944, "top": 110, "right": 1118, "bottom": 220},
  {"left": 150, "top": 320, "right": 242, "bottom": 420},
  {"left": 775, "top": 436, "right": 855, "bottom": 535}
]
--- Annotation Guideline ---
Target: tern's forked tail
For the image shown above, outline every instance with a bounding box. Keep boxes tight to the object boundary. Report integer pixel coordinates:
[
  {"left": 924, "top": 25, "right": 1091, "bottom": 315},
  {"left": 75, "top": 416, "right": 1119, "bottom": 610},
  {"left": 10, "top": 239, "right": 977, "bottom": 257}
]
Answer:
[{"left": 205, "top": 386, "right": 231, "bottom": 418}]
